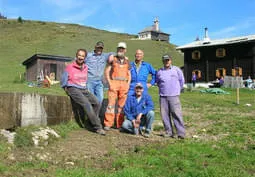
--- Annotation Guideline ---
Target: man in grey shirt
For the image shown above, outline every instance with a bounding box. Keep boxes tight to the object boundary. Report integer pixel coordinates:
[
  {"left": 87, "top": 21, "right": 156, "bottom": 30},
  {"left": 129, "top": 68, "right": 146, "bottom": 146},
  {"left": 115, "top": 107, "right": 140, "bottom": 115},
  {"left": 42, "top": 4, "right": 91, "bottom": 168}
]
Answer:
[{"left": 85, "top": 41, "right": 113, "bottom": 104}]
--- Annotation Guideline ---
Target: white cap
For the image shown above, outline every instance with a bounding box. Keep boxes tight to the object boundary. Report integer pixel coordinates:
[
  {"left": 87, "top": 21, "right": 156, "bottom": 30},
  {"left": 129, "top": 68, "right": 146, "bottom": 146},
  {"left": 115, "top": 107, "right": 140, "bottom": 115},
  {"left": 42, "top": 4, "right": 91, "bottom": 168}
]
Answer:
[
  {"left": 135, "top": 83, "right": 143, "bottom": 89},
  {"left": 117, "top": 42, "right": 127, "bottom": 49}
]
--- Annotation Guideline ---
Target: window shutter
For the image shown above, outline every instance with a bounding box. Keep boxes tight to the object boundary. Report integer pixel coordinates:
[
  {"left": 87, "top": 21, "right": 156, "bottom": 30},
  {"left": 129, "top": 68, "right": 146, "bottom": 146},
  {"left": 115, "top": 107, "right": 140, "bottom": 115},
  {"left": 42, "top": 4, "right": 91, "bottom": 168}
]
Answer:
[
  {"left": 232, "top": 69, "right": 236, "bottom": 76},
  {"left": 216, "top": 70, "right": 220, "bottom": 78},
  {"left": 198, "top": 71, "right": 201, "bottom": 78},
  {"left": 239, "top": 68, "right": 242, "bottom": 76},
  {"left": 223, "top": 68, "right": 226, "bottom": 76}
]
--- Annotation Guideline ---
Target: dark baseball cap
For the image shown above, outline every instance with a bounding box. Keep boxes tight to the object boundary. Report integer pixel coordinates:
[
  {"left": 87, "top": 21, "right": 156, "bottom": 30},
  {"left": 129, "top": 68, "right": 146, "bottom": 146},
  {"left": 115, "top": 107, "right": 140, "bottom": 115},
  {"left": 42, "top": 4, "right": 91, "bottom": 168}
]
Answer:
[
  {"left": 162, "top": 54, "right": 172, "bottom": 60},
  {"left": 95, "top": 41, "right": 104, "bottom": 48}
]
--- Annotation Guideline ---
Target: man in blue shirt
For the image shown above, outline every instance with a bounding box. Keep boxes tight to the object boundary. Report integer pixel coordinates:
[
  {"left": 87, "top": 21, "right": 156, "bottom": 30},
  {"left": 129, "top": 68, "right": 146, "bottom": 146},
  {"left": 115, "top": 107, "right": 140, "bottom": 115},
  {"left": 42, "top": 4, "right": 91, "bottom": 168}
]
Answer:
[
  {"left": 85, "top": 41, "right": 113, "bottom": 103},
  {"left": 121, "top": 83, "right": 155, "bottom": 138},
  {"left": 128, "top": 49, "right": 156, "bottom": 96}
]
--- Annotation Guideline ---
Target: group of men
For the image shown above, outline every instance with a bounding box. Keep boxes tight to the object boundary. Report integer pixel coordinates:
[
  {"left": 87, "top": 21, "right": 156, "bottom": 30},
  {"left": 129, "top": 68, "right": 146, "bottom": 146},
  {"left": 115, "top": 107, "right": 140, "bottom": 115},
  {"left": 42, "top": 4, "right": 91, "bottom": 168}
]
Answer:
[{"left": 61, "top": 41, "right": 185, "bottom": 139}]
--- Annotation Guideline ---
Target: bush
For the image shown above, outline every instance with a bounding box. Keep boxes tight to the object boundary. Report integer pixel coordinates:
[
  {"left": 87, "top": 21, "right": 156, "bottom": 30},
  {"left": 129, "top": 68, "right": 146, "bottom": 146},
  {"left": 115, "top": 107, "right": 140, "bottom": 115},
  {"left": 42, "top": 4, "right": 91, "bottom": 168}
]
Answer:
[
  {"left": 14, "top": 126, "right": 35, "bottom": 147},
  {"left": 0, "top": 13, "right": 7, "bottom": 19},
  {"left": 17, "top": 16, "right": 23, "bottom": 23},
  {"left": 13, "top": 73, "right": 26, "bottom": 83}
]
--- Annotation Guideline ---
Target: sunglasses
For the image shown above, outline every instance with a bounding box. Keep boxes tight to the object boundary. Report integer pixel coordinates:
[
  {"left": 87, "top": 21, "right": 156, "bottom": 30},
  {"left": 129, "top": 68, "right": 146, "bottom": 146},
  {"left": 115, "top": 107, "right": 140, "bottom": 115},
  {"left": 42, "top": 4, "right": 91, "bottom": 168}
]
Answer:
[
  {"left": 163, "top": 59, "right": 171, "bottom": 62},
  {"left": 135, "top": 87, "right": 143, "bottom": 89}
]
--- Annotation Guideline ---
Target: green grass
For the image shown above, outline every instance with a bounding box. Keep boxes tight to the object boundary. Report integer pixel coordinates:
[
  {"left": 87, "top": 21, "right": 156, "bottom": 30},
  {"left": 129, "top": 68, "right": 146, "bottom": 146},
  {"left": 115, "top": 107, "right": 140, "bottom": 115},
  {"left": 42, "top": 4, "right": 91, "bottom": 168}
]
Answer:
[
  {"left": 1, "top": 88, "right": 253, "bottom": 176},
  {"left": 109, "top": 141, "right": 254, "bottom": 177}
]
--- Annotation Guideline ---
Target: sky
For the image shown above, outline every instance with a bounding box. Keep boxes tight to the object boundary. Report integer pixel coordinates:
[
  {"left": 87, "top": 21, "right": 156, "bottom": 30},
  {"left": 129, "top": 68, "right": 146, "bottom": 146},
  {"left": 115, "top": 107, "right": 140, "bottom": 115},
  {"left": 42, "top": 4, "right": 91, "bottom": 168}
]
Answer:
[{"left": 1, "top": 0, "right": 255, "bottom": 46}]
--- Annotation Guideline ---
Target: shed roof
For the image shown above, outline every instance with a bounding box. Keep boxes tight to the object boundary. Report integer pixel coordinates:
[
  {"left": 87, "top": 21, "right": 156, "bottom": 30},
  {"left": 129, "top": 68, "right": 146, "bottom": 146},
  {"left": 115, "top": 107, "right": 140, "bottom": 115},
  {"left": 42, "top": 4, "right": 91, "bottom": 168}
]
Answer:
[
  {"left": 176, "top": 34, "right": 255, "bottom": 50},
  {"left": 138, "top": 25, "right": 170, "bottom": 36},
  {"left": 22, "top": 54, "right": 73, "bottom": 65}
]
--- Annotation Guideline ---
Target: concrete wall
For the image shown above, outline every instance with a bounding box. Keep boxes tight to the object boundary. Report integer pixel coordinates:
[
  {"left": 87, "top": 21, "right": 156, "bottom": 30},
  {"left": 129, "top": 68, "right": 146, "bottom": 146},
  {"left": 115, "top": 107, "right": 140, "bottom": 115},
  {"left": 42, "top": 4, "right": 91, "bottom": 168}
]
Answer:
[{"left": 0, "top": 92, "right": 73, "bottom": 129}]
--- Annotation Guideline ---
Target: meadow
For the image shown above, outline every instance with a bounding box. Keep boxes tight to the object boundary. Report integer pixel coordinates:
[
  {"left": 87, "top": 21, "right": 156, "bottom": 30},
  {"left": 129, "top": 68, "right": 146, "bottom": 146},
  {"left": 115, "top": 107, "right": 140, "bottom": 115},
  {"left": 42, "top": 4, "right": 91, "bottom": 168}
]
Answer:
[
  {"left": 0, "top": 19, "right": 254, "bottom": 176},
  {"left": 0, "top": 87, "right": 254, "bottom": 177}
]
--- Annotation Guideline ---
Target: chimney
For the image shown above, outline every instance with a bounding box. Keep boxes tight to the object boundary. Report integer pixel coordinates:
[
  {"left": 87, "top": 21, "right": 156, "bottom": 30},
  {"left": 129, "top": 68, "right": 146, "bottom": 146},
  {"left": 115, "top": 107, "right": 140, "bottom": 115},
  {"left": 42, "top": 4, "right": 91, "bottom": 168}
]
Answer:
[
  {"left": 203, "top": 27, "right": 210, "bottom": 44},
  {"left": 154, "top": 17, "right": 159, "bottom": 31}
]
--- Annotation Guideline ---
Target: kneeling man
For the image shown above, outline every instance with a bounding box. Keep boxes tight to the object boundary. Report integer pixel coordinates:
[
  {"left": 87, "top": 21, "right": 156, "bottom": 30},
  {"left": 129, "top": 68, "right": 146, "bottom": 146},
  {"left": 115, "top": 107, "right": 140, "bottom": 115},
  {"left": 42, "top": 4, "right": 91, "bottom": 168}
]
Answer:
[{"left": 121, "top": 83, "right": 154, "bottom": 137}]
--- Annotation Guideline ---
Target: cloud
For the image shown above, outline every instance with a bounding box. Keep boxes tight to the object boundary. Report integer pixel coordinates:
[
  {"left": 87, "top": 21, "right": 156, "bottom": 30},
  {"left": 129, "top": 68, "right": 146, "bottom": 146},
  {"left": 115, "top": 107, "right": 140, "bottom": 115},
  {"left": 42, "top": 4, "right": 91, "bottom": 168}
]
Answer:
[
  {"left": 211, "top": 17, "right": 255, "bottom": 39},
  {"left": 57, "top": 7, "right": 99, "bottom": 24},
  {"left": 103, "top": 25, "right": 125, "bottom": 33},
  {"left": 39, "top": 0, "right": 102, "bottom": 25},
  {"left": 41, "top": 0, "right": 85, "bottom": 10}
]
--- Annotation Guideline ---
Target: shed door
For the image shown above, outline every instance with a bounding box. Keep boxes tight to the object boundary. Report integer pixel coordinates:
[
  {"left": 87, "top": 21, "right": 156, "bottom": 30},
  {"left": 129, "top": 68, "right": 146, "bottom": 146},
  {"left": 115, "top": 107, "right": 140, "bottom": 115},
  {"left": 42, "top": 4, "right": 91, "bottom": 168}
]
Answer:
[
  {"left": 43, "top": 64, "right": 57, "bottom": 80},
  {"left": 50, "top": 64, "right": 57, "bottom": 80}
]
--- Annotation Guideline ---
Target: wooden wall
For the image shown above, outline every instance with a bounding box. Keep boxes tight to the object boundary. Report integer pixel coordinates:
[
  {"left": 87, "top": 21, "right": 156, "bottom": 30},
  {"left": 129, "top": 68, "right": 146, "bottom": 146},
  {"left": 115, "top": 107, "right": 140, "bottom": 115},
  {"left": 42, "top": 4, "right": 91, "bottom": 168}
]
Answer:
[{"left": 183, "top": 42, "right": 255, "bottom": 82}]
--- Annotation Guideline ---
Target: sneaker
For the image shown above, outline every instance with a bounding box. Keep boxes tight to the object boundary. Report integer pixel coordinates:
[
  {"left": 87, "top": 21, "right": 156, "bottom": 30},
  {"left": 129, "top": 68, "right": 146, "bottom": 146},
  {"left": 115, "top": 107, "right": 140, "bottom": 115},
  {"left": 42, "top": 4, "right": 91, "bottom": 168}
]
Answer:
[
  {"left": 96, "top": 129, "right": 106, "bottom": 136},
  {"left": 134, "top": 128, "right": 139, "bottom": 135},
  {"left": 144, "top": 132, "right": 150, "bottom": 138},
  {"left": 104, "top": 126, "right": 111, "bottom": 131},
  {"left": 139, "top": 128, "right": 144, "bottom": 135},
  {"left": 119, "top": 127, "right": 125, "bottom": 132},
  {"left": 162, "top": 133, "right": 174, "bottom": 138},
  {"left": 178, "top": 135, "right": 185, "bottom": 139}
]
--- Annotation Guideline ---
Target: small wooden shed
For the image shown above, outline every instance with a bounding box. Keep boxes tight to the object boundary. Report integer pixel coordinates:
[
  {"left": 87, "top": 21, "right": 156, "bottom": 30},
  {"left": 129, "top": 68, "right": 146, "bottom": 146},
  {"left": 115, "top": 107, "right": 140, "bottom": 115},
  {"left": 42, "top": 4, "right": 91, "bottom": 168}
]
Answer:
[{"left": 22, "top": 54, "right": 73, "bottom": 82}]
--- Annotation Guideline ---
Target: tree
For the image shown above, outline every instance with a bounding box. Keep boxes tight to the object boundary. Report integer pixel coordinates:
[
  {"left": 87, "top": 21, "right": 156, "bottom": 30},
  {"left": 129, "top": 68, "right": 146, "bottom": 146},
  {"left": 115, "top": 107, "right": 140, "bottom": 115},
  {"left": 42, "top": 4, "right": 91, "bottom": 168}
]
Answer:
[
  {"left": 17, "top": 16, "right": 23, "bottom": 23},
  {"left": 0, "top": 12, "right": 7, "bottom": 19}
]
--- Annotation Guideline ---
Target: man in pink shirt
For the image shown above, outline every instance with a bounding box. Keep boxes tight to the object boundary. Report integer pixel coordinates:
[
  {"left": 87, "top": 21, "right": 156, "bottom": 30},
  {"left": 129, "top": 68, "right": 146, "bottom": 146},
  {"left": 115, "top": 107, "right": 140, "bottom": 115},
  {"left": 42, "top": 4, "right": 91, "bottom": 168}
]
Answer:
[{"left": 61, "top": 49, "right": 106, "bottom": 136}]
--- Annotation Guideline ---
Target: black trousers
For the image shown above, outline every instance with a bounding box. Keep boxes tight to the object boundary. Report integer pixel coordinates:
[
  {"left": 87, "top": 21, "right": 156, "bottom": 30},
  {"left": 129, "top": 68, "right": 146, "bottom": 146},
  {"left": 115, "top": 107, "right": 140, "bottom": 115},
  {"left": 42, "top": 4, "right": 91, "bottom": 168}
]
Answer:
[{"left": 67, "top": 87, "right": 102, "bottom": 130}]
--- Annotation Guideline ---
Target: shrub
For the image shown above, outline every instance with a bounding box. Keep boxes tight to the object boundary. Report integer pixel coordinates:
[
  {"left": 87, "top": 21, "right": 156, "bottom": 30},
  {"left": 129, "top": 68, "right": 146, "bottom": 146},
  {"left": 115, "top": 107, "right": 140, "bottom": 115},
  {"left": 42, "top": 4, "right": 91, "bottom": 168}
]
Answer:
[
  {"left": 14, "top": 126, "right": 35, "bottom": 147},
  {"left": 17, "top": 16, "right": 23, "bottom": 23},
  {"left": 13, "top": 73, "right": 26, "bottom": 83}
]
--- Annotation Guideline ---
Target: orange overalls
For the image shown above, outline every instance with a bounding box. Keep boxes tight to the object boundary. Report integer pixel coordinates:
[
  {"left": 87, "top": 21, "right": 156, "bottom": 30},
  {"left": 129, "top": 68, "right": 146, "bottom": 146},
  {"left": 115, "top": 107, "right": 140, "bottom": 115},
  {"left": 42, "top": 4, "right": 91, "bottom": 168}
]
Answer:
[{"left": 104, "top": 56, "right": 130, "bottom": 128}]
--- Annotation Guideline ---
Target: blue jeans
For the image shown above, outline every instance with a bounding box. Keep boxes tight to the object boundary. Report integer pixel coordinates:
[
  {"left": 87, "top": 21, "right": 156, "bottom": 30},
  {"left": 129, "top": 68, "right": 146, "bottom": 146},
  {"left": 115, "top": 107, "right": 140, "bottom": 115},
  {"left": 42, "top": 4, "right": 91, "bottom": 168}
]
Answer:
[
  {"left": 87, "top": 80, "right": 104, "bottom": 104},
  {"left": 122, "top": 110, "right": 155, "bottom": 134}
]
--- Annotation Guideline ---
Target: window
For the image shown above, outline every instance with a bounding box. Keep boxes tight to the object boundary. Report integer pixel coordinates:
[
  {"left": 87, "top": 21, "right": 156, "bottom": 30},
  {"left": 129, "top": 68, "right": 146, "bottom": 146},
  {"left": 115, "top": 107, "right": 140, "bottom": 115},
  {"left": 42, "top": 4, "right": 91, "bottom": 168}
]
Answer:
[
  {"left": 192, "top": 70, "right": 201, "bottom": 79},
  {"left": 232, "top": 67, "right": 242, "bottom": 77},
  {"left": 192, "top": 50, "right": 200, "bottom": 60},
  {"left": 216, "top": 68, "right": 226, "bottom": 78},
  {"left": 216, "top": 48, "right": 226, "bottom": 58}
]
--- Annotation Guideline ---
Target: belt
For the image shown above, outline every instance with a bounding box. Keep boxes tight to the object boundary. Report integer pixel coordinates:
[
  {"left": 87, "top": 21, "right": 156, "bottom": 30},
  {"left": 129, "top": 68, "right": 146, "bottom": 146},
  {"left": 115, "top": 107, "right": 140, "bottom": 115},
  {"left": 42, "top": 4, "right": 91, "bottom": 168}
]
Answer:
[{"left": 112, "top": 77, "right": 128, "bottom": 81}]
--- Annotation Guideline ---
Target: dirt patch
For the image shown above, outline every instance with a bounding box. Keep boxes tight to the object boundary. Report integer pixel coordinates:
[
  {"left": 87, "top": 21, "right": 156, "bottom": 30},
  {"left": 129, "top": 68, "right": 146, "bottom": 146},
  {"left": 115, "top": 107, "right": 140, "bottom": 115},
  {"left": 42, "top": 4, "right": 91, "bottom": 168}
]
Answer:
[{"left": 8, "top": 128, "right": 171, "bottom": 168}]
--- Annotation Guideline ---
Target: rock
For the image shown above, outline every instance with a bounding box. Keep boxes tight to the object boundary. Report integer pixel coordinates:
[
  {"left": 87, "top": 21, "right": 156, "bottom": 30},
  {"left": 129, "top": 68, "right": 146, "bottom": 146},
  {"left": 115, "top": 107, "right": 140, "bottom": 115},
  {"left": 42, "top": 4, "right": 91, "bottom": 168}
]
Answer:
[
  {"left": 7, "top": 153, "right": 15, "bottom": 161},
  {"left": 64, "top": 162, "right": 75, "bottom": 166},
  {"left": 31, "top": 127, "right": 60, "bottom": 146},
  {"left": 0, "top": 129, "right": 16, "bottom": 144},
  {"left": 192, "top": 135, "right": 199, "bottom": 138}
]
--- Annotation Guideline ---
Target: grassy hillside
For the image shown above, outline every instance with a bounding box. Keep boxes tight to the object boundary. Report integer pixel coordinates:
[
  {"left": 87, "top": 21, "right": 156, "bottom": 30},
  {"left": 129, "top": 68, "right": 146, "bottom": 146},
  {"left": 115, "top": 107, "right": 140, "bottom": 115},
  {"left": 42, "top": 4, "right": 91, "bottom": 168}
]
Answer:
[{"left": 0, "top": 19, "right": 183, "bottom": 93}]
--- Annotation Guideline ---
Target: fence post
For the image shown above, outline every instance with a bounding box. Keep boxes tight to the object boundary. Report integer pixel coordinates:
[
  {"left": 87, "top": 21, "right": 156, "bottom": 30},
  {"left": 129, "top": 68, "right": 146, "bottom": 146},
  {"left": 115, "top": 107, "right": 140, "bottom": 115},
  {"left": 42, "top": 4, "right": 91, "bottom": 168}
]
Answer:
[{"left": 236, "top": 88, "right": 239, "bottom": 105}]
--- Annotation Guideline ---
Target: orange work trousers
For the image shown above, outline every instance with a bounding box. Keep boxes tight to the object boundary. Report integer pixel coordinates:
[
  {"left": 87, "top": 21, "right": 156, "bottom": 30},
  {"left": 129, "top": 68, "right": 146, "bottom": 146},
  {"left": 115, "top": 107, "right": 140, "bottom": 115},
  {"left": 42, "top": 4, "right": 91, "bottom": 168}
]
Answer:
[{"left": 104, "top": 80, "right": 129, "bottom": 128}]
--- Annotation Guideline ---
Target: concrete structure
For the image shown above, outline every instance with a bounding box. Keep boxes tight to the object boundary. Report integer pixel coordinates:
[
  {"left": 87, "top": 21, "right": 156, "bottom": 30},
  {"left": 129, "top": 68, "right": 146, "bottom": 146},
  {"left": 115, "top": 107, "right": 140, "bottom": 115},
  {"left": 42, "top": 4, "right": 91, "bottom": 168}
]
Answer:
[
  {"left": 0, "top": 92, "right": 73, "bottom": 129},
  {"left": 138, "top": 17, "right": 170, "bottom": 42},
  {"left": 177, "top": 28, "right": 255, "bottom": 82}
]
